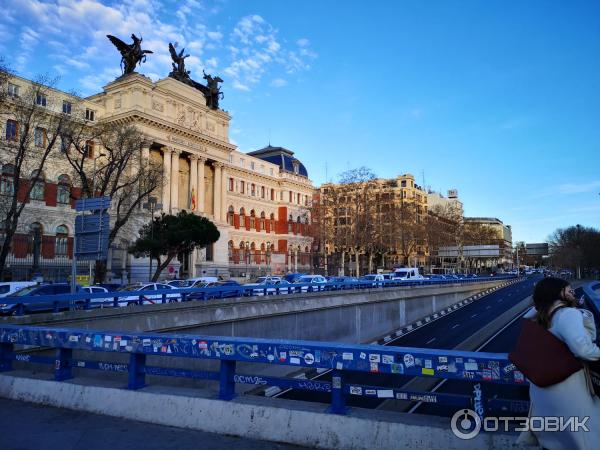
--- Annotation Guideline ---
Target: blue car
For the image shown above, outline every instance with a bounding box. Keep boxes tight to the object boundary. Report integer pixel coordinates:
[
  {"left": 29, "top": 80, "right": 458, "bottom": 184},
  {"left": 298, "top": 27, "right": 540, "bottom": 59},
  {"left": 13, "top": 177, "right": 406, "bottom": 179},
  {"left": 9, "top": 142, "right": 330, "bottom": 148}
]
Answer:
[{"left": 0, "top": 283, "right": 81, "bottom": 315}]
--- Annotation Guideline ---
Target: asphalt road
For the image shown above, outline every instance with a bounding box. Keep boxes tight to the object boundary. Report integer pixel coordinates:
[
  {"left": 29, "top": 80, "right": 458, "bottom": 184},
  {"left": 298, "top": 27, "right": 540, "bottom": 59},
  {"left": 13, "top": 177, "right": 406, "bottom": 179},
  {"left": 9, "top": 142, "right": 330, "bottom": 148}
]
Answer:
[{"left": 278, "top": 277, "right": 539, "bottom": 408}]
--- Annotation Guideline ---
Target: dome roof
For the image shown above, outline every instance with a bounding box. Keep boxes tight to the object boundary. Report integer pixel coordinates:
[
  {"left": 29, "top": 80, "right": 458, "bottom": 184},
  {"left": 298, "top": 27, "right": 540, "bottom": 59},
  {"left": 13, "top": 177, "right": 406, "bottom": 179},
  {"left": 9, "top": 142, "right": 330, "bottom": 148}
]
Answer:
[{"left": 247, "top": 145, "right": 308, "bottom": 177}]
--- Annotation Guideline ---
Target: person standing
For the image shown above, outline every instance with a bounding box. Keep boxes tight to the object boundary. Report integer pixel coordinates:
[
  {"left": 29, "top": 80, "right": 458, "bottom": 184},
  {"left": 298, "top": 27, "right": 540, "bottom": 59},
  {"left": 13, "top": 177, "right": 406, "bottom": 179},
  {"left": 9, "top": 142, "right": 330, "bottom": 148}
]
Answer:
[{"left": 519, "top": 277, "right": 600, "bottom": 449}]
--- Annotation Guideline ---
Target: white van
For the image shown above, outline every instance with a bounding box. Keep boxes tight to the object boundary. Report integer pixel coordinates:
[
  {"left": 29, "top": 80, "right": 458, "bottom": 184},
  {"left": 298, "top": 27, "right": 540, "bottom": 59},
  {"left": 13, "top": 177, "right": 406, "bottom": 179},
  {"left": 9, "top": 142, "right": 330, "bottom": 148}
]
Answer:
[
  {"left": 0, "top": 281, "right": 38, "bottom": 298},
  {"left": 393, "top": 268, "right": 424, "bottom": 281},
  {"left": 186, "top": 276, "right": 219, "bottom": 288}
]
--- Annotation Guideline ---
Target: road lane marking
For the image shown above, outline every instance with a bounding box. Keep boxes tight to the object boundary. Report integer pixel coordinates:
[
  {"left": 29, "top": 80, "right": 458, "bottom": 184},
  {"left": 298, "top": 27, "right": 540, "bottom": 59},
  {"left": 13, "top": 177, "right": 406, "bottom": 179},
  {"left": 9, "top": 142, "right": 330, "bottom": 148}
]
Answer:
[
  {"left": 452, "top": 324, "right": 460, "bottom": 329},
  {"left": 426, "top": 337, "right": 436, "bottom": 344},
  {"left": 470, "top": 314, "right": 478, "bottom": 318},
  {"left": 486, "top": 306, "right": 491, "bottom": 309}
]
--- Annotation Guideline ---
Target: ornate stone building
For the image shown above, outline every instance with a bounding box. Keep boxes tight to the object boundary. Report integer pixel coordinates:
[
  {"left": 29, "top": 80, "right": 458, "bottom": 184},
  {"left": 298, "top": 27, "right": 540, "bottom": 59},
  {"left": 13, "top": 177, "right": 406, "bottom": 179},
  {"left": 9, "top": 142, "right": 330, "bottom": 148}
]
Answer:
[{"left": 1, "top": 73, "right": 314, "bottom": 282}]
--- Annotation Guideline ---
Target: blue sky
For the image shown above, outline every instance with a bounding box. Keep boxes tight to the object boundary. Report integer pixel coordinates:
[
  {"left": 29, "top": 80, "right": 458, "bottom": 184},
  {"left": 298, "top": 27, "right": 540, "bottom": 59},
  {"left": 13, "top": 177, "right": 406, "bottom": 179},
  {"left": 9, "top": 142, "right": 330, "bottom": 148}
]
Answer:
[{"left": 1, "top": 0, "right": 599, "bottom": 243}]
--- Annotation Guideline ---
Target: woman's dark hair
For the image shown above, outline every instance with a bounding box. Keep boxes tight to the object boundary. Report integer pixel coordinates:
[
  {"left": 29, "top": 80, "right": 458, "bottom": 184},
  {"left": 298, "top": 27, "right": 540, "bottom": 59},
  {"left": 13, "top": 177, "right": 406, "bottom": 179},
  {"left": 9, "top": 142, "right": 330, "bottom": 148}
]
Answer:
[{"left": 532, "top": 277, "right": 572, "bottom": 328}]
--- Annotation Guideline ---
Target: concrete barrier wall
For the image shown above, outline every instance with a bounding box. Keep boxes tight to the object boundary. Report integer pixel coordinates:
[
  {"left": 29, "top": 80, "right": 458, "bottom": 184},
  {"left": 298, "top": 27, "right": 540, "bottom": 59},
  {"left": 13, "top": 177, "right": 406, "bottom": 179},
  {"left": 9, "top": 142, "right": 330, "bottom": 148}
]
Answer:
[
  {"left": 3, "top": 281, "right": 504, "bottom": 345},
  {"left": 0, "top": 373, "right": 530, "bottom": 450}
]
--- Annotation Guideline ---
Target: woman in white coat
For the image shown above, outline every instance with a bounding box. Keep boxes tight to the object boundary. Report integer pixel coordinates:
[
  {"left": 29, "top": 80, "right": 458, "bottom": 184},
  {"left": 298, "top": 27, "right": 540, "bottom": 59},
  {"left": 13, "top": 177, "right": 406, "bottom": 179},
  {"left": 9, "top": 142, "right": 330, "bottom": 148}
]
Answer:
[{"left": 519, "top": 277, "right": 600, "bottom": 449}]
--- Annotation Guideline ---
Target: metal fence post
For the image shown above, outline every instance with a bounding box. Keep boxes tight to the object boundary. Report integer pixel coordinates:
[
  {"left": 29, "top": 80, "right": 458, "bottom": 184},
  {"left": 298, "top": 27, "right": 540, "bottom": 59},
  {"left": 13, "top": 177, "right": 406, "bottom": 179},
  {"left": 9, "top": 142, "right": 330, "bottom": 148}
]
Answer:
[
  {"left": 54, "top": 348, "right": 73, "bottom": 381},
  {"left": 219, "top": 360, "right": 236, "bottom": 400},
  {"left": 128, "top": 353, "right": 146, "bottom": 390},
  {"left": 328, "top": 370, "right": 349, "bottom": 414},
  {"left": 0, "top": 343, "right": 14, "bottom": 372}
]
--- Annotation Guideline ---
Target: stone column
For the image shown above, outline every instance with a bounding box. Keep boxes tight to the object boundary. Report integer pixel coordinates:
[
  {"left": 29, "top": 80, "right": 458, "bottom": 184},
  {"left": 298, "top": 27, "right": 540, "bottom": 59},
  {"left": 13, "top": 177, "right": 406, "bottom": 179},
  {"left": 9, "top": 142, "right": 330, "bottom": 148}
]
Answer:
[
  {"left": 189, "top": 154, "right": 198, "bottom": 212},
  {"left": 138, "top": 142, "right": 151, "bottom": 210},
  {"left": 197, "top": 156, "right": 206, "bottom": 213},
  {"left": 161, "top": 147, "right": 172, "bottom": 213},
  {"left": 213, "top": 162, "right": 223, "bottom": 221},
  {"left": 171, "top": 149, "right": 180, "bottom": 212},
  {"left": 220, "top": 164, "right": 228, "bottom": 222}
]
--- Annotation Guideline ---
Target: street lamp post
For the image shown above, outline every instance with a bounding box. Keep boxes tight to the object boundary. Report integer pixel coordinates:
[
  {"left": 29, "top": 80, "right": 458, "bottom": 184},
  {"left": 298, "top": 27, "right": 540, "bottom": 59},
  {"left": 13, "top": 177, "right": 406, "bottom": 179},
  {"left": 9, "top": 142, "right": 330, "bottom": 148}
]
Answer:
[{"left": 143, "top": 196, "right": 162, "bottom": 282}]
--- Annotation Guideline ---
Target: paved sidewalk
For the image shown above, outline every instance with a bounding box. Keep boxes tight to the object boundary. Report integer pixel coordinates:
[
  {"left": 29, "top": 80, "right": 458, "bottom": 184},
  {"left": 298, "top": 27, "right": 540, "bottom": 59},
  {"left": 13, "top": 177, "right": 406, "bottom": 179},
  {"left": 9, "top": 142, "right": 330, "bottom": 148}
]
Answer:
[{"left": 0, "top": 398, "right": 307, "bottom": 450}]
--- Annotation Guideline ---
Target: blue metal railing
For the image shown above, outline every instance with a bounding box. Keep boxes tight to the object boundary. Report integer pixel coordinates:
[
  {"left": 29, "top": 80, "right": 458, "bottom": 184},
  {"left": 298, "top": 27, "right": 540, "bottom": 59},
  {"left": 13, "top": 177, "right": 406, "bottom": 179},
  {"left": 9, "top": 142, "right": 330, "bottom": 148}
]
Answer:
[
  {"left": 0, "top": 323, "right": 528, "bottom": 417},
  {"left": 0, "top": 275, "right": 518, "bottom": 317}
]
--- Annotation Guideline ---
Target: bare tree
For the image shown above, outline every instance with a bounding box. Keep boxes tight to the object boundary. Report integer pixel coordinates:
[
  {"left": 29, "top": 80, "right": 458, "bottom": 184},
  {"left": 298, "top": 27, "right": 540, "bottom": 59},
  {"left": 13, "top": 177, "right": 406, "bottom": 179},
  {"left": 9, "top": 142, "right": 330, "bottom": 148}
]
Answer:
[
  {"left": 0, "top": 71, "right": 72, "bottom": 275},
  {"left": 63, "top": 122, "right": 163, "bottom": 282}
]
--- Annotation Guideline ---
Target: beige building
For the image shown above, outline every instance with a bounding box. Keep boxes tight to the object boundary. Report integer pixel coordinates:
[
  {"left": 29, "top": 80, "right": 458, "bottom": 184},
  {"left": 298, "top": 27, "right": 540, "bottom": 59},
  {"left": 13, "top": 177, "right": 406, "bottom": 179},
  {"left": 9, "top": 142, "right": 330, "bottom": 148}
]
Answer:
[
  {"left": 315, "top": 173, "right": 429, "bottom": 275},
  {"left": 1, "top": 72, "right": 314, "bottom": 282}
]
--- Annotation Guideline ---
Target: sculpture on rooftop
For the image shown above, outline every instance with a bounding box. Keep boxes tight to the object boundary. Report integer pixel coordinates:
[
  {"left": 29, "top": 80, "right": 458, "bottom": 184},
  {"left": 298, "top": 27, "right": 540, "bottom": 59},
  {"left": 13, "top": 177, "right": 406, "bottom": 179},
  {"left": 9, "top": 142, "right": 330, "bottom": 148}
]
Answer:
[
  {"left": 168, "top": 42, "right": 190, "bottom": 82},
  {"left": 202, "top": 70, "right": 224, "bottom": 110},
  {"left": 106, "top": 34, "right": 153, "bottom": 75}
]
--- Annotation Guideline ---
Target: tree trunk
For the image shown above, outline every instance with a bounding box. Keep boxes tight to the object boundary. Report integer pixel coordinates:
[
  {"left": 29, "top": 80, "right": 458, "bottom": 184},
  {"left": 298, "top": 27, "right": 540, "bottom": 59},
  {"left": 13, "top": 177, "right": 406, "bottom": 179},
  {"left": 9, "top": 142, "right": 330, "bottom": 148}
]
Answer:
[
  {"left": 355, "top": 251, "right": 360, "bottom": 277},
  {"left": 368, "top": 253, "right": 373, "bottom": 274},
  {"left": 152, "top": 254, "right": 175, "bottom": 281},
  {"left": 340, "top": 250, "right": 345, "bottom": 276}
]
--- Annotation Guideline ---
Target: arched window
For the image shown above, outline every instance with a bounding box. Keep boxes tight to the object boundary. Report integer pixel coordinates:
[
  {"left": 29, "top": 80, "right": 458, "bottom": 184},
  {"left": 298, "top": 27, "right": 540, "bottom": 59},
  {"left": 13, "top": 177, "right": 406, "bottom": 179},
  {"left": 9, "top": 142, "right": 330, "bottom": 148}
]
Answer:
[
  {"left": 296, "top": 216, "right": 301, "bottom": 223},
  {"left": 56, "top": 225, "right": 68, "bottom": 256},
  {"left": 249, "top": 210, "right": 255, "bottom": 229},
  {"left": 57, "top": 174, "right": 71, "bottom": 204},
  {"left": 260, "top": 186, "right": 265, "bottom": 198},
  {"left": 270, "top": 188, "right": 274, "bottom": 201},
  {"left": 305, "top": 216, "right": 309, "bottom": 225},
  {"left": 0, "top": 164, "right": 15, "bottom": 195},
  {"left": 251, "top": 183, "right": 256, "bottom": 196},
  {"left": 239, "top": 207, "right": 245, "bottom": 223},
  {"left": 288, "top": 214, "right": 293, "bottom": 233},
  {"left": 260, "top": 211, "right": 265, "bottom": 231},
  {"left": 227, "top": 205, "right": 234, "bottom": 226},
  {"left": 30, "top": 170, "right": 45, "bottom": 201}
]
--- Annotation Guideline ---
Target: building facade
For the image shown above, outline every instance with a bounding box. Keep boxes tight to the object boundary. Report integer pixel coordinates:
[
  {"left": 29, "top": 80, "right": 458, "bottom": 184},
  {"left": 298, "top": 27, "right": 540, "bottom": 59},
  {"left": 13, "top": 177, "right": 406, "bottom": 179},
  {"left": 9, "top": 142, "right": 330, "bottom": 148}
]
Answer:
[
  {"left": 314, "top": 174, "right": 429, "bottom": 276},
  {"left": 1, "top": 73, "right": 313, "bottom": 282}
]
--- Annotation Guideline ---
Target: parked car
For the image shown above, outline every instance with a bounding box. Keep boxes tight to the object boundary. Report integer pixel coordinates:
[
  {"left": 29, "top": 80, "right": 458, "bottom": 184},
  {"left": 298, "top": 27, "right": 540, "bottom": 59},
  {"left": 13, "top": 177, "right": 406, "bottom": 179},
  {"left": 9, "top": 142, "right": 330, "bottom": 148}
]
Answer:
[
  {"left": 0, "top": 281, "right": 38, "bottom": 298},
  {"left": 0, "top": 283, "right": 81, "bottom": 315},
  {"left": 295, "top": 275, "right": 328, "bottom": 292},
  {"left": 116, "top": 283, "right": 180, "bottom": 305},
  {"left": 80, "top": 286, "right": 113, "bottom": 307},
  {"left": 283, "top": 273, "right": 306, "bottom": 284},
  {"left": 188, "top": 280, "right": 243, "bottom": 300},
  {"left": 245, "top": 276, "right": 283, "bottom": 296},
  {"left": 393, "top": 268, "right": 424, "bottom": 281},
  {"left": 360, "top": 274, "right": 385, "bottom": 287}
]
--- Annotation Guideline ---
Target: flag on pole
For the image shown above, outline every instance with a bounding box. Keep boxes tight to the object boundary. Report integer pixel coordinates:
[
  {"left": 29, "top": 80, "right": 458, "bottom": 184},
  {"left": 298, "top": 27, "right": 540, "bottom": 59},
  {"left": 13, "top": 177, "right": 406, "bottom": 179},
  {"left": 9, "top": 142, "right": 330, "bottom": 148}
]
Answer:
[{"left": 191, "top": 187, "right": 196, "bottom": 210}]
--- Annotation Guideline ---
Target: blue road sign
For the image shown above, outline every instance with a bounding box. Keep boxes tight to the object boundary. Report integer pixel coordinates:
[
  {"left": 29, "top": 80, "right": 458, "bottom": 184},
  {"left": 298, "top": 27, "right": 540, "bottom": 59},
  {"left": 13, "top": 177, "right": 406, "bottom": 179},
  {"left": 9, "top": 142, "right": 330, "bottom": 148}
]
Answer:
[
  {"left": 75, "top": 212, "right": 110, "bottom": 261},
  {"left": 75, "top": 196, "right": 111, "bottom": 212}
]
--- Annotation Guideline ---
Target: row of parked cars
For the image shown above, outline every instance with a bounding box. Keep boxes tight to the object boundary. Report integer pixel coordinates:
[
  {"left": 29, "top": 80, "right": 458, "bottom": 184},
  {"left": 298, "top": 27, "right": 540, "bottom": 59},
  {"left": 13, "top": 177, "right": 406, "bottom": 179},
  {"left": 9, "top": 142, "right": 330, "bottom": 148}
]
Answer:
[{"left": 0, "top": 269, "right": 502, "bottom": 315}]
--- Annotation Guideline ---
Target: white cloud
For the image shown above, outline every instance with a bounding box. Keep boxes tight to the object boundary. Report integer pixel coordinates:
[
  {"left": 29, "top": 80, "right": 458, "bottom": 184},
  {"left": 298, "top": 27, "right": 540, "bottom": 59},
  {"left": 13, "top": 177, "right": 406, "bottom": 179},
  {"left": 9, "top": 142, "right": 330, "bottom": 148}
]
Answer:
[
  {"left": 270, "top": 78, "right": 287, "bottom": 88},
  {"left": 557, "top": 180, "right": 600, "bottom": 195},
  {"left": 297, "top": 38, "right": 309, "bottom": 47}
]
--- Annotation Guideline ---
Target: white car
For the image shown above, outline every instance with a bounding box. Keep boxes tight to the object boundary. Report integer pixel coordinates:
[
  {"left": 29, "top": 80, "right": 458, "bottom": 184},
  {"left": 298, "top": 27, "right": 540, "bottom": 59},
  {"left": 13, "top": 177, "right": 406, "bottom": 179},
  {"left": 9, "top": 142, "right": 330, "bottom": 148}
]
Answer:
[
  {"left": 117, "top": 283, "right": 180, "bottom": 305},
  {"left": 295, "top": 275, "right": 328, "bottom": 292},
  {"left": 80, "top": 286, "right": 113, "bottom": 307},
  {"left": 0, "top": 281, "right": 38, "bottom": 298},
  {"left": 393, "top": 268, "right": 424, "bottom": 281},
  {"left": 246, "top": 276, "right": 284, "bottom": 296},
  {"left": 360, "top": 274, "right": 385, "bottom": 287}
]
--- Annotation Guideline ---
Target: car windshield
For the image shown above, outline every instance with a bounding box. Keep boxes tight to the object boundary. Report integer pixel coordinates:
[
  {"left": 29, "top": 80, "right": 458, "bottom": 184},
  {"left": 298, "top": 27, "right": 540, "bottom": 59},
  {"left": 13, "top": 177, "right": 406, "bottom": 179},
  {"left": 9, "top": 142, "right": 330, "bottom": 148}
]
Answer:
[
  {"left": 9, "top": 286, "right": 39, "bottom": 297},
  {"left": 362, "top": 275, "right": 376, "bottom": 280},
  {"left": 395, "top": 271, "right": 408, "bottom": 277},
  {"left": 252, "top": 277, "right": 268, "bottom": 284}
]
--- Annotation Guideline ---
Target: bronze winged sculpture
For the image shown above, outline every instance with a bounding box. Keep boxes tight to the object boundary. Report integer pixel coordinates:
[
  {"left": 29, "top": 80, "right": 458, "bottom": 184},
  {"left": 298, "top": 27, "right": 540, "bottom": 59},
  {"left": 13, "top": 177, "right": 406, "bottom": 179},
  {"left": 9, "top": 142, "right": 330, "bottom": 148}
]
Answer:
[
  {"left": 106, "top": 34, "right": 153, "bottom": 75},
  {"left": 203, "top": 70, "right": 224, "bottom": 110},
  {"left": 168, "top": 42, "right": 190, "bottom": 82}
]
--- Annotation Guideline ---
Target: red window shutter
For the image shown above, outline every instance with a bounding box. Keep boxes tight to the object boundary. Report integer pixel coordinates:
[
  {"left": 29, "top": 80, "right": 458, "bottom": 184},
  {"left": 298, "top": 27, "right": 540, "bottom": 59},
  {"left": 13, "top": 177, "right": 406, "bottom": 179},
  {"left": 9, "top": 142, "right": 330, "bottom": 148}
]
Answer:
[
  {"left": 42, "top": 235, "right": 55, "bottom": 259},
  {"left": 245, "top": 216, "right": 251, "bottom": 231},
  {"left": 67, "top": 237, "right": 74, "bottom": 258},
  {"left": 45, "top": 183, "right": 57, "bottom": 207},
  {"left": 12, "top": 234, "right": 28, "bottom": 258},
  {"left": 233, "top": 214, "right": 240, "bottom": 229},
  {"left": 16, "top": 180, "right": 29, "bottom": 203},
  {"left": 70, "top": 187, "right": 82, "bottom": 208},
  {"left": 265, "top": 221, "right": 270, "bottom": 233}
]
